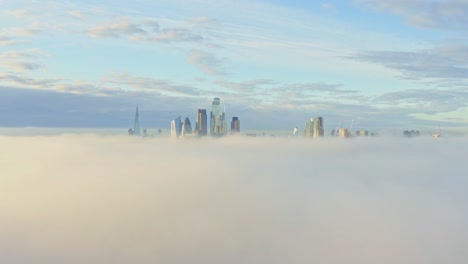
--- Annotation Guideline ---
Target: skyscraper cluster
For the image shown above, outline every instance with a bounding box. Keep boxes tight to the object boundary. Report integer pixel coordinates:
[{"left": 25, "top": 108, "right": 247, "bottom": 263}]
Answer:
[
  {"left": 170, "top": 116, "right": 195, "bottom": 138},
  {"left": 169, "top": 97, "right": 240, "bottom": 138},
  {"left": 128, "top": 101, "right": 379, "bottom": 139}
]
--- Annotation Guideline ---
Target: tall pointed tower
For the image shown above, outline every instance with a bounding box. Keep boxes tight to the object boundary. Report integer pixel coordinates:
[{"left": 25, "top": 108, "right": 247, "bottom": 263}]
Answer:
[{"left": 133, "top": 106, "right": 141, "bottom": 136}]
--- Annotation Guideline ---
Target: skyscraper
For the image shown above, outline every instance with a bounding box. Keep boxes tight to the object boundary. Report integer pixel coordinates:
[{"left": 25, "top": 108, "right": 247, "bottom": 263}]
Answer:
[
  {"left": 356, "top": 130, "right": 369, "bottom": 136},
  {"left": 133, "top": 106, "right": 141, "bottom": 136},
  {"left": 170, "top": 120, "right": 177, "bottom": 138},
  {"left": 339, "top": 128, "right": 349, "bottom": 138},
  {"left": 305, "top": 117, "right": 324, "bottom": 138},
  {"left": 231, "top": 117, "right": 240, "bottom": 133},
  {"left": 313, "top": 117, "right": 324, "bottom": 138},
  {"left": 210, "top": 97, "right": 227, "bottom": 137},
  {"left": 305, "top": 119, "right": 313, "bottom": 137},
  {"left": 195, "top": 109, "right": 207, "bottom": 136},
  {"left": 171, "top": 116, "right": 182, "bottom": 138},
  {"left": 181, "top": 117, "right": 193, "bottom": 136}
]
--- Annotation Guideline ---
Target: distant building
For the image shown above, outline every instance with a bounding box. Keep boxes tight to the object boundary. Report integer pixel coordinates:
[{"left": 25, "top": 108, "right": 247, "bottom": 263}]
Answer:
[
  {"left": 305, "top": 117, "right": 324, "bottom": 138},
  {"left": 305, "top": 120, "right": 312, "bottom": 137},
  {"left": 404, "top": 130, "right": 420, "bottom": 137},
  {"left": 171, "top": 116, "right": 182, "bottom": 138},
  {"left": 338, "top": 128, "right": 349, "bottom": 138},
  {"left": 128, "top": 106, "right": 141, "bottom": 136},
  {"left": 210, "top": 97, "right": 227, "bottom": 137},
  {"left": 170, "top": 120, "right": 177, "bottom": 138},
  {"left": 313, "top": 117, "right": 324, "bottom": 137},
  {"left": 195, "top": 109, "right": 207, "bottom": 136},
  {"left": 231, "top": 117, "right": 240, "bottom": 133},
  {"left": 356, "top": 130, "right": 369, "bottom": 136},
  {"left": 181, "top": 117, "right": 193, "bottom": 136}
]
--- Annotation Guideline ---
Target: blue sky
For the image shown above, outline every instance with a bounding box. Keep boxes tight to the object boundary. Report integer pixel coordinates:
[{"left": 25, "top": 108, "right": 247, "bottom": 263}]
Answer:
[{"left": 1, "top": 0, "right": 468, "bottom": 131}]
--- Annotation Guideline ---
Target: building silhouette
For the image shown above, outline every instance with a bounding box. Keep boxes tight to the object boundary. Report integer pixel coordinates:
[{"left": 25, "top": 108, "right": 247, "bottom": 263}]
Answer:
[
  {"left": 338, "top": 128, "right": 349, "bottom": 138},
  {"left": 305, "top": 117, "right": 324, "bottom": 138},
  {"left": 210, "top": 97, "right": 227, "bottom": 137},
  {"left": 181, "top": 117, "right": 193, "bottom": 136},
  {"left": 134, "top": 107, "right": 141, "bottom": 136},
  {"left": 128, "top": 106, "right": 141, "bottom": 136},
  {"left": 195, "top": 109, "right": 207, "bottom": 136},
  {"left": 356, "top": 130, "right": 369, "bottom": 136},
  {"left": 231, "top": 117, "right": 240, "bottom": 133},
  {"left": 171, "top": 116, "right": 182, "bottom": 138}
]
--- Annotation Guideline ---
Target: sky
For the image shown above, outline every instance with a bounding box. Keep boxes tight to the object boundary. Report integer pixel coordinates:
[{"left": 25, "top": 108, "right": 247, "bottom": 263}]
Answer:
[
  {"left": 1, "top": 135, "right": 468, "bottom": 263},
  {"left": 1, "top": 0, "right": 468, "bottom": 131}
]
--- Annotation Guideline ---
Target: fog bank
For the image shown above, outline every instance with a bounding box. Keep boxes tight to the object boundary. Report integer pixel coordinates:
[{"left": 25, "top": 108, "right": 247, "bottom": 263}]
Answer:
[{"left": 1, "top": 135, "right": 467, "bottom": 263}]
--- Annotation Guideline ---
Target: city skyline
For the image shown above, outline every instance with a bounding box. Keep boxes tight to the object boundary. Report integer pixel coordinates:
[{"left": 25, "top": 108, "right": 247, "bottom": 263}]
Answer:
[{"left": 1, "top": 1, "right": 468, "bottom": 131}]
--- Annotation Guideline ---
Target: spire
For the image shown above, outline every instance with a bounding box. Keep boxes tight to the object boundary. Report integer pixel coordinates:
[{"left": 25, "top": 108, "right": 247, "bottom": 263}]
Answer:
[{"left": 133, "top": 106, "right": 141, "bottom": 136}]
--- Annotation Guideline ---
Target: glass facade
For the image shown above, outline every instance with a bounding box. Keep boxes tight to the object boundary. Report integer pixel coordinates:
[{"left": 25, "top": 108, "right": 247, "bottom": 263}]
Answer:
[
  {"left": 196, "top": 109, "right": 207, "bottom": 136},
  {"left": 231, "top": 117, "right": 240, "bottom": 133},
  {"left": 210, "top": 97, "right": 227, "bottom": 137},
  {"left": 305, "top": 117, "right": 323, "bottom": 138},
  {"left": 182, "top": 117, "right": 192, "bottom": 136}
]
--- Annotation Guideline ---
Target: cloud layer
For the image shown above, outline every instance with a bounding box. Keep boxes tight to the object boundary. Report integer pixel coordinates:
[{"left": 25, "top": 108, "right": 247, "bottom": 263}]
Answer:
[
  {"left": 355, "top": 0, "right": 468, "bottom": 30},
  {"left": 1, "top": 135, "right": 467, "bottom": 263}
]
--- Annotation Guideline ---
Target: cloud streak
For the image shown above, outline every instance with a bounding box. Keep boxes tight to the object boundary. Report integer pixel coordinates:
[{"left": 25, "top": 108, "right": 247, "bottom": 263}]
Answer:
[
  {"left": 186, "top": 50, "right": 227, "bottom": 76},
  {"left": 349, "top": 48, "right": 468, "bottom": 81},
  {"left": 0, "top": 35, "right": 25, "bottom": 46},
  {"left": 5, "top": 61, "right": 45, "bottom": 71},
  {"left": 355, "top": 0, "right": 468, "bottom": 30},
  {"left": 87, "top": 18, "right": 204, "bottom": 43},
  {"left": 87, "top": 19, "right": 147, "bottom": 38},
  {"left": 67, "top": 10, "right": 86, "bottom": 20}
]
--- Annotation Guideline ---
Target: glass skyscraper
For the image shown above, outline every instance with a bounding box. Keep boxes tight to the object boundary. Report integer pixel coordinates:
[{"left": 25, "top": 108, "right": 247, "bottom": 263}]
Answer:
[
  {"left": 195, "top": 109, "right": 207, "bottom": 136},
  {"left": 231, "top": 117, "right": 240, "bottom": 133},
  {"left": 305, "top": 117, "right": 324, "bottom": 138},
  {"left": 181, "top": 117, "right": 193, "bottom": 136},
  {"left": 313, "top": 117, "right": 324, "bottom": 137},
  {"left": 210, "top": 97, "right": 227, "bottom": 137},
  {"left": 171, "top": 116, "right": 182, "bottom": 138}
]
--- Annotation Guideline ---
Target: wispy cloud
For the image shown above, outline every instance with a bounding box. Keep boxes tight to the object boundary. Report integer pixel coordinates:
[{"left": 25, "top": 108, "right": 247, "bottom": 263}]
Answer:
[
  {"left": 0, "top": 35, "right": 25, "bottom": 46},
  {"left": 8, "top": 22, "right": 43, "bottom": 36},
  {"left": 87, "top": 18, "right": 204, "bottom": 43},
  {"left": 0, "top": 48, "right": 50, "bottom": 59},
  {"left": 143, "top": 20, "right": 160, "bottom": 32},
  {"left": 5, "top": 61, "right": 45, "bottom": 71},
  {"left": 375, "top": 88, "right": 468, "bottom": 113},
  {"left": 348, "top": 45, "right": 468, "bottom": 83},
  {"left": 67, "top": 10, "right": 86, "bottom": 20},
  {"left": 355, "top": 0, "right": 468, "bottom": 30},
  {"left": 215, "top": 79, "right": 276, "bottom": 93},
  {"left": 320, "top": 2, "right": 339, "bottom": 13},
  {"left": 101, "top": 72, "right": 201, "bottom": 97},
  {"left": 186, "top": 50, "right": 227, "bottom": 76},
  {"left": 87, "top": 19, "right": 147, "bottom": 38},
  {"left": 5, "top": 9, "right": 29, "bottom": 18},
  {"left": 276, "top": 83, "right": 358, "bottom": 96},
  {"left": 0, "top": 73, "right": 59, "bottom": 88},
  {"left": 150, "top": 28, "right": 203, "bottom": 43}
]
